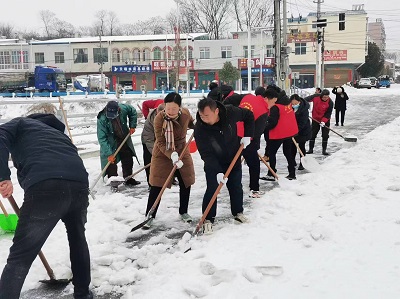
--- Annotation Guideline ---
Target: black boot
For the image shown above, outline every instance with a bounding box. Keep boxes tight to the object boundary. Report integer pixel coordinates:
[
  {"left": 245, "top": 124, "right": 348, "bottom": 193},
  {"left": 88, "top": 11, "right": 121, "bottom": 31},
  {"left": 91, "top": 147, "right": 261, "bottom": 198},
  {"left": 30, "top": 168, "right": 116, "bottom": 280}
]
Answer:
[
  {"left": 322, "top": 141, "right": 330, "bottom": 156},
  {"left": 286, "top": 166, "right": 296, "bottom": 180},
  {"left": 306, "top": 140, "right": 315, "bottom": 154}
]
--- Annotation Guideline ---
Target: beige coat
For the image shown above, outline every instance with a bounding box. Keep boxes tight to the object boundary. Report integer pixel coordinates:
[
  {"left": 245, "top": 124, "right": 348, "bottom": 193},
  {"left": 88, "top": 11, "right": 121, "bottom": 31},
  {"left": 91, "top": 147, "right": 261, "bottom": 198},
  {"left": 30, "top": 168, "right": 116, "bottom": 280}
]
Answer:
[{"left": 149, "top": 107, "right": 195, "bottom": 188}]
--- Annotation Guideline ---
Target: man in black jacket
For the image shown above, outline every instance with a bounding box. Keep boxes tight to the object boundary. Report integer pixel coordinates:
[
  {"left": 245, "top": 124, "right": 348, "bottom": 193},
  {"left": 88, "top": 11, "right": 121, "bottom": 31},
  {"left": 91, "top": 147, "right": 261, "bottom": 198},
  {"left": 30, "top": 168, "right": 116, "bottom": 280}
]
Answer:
[
  {"left": 194, "top": 98, "right": 254, "bottom": 234},
  {"left": 0, "top": 113, "right": 92, "bottom": 299}
]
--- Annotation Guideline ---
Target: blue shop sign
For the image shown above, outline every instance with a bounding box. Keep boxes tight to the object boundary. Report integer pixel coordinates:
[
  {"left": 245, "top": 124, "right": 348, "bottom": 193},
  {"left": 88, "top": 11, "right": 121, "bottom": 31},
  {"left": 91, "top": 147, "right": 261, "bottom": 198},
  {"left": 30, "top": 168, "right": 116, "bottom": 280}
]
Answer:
[
  {"left": 241, "top": 68, "right": 274, "bottom": 75},
  {"left": 112, "top": 65, "right": 151, "bottom": 73}
]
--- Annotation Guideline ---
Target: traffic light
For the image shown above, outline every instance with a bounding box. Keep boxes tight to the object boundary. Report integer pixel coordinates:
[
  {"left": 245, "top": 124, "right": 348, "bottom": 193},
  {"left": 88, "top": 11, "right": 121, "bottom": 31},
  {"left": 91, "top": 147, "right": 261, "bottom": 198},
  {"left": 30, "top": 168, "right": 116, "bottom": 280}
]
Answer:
[
  {"left": 317, "top": 31, "right": 322, "bottom": 44},
  {"left": 339, "top": 13, "right": 345, "bottom": 31}
]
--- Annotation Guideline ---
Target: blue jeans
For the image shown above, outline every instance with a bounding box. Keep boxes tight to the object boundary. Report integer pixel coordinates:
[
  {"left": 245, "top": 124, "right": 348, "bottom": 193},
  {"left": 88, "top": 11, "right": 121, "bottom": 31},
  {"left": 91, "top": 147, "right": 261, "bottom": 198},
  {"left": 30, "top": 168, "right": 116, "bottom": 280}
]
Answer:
[
  {"left": 202, "top": 166, "right": 244, "bottom": 222},
  {"left": 0, "top": 179, "right": 91, "bottom": 299}
]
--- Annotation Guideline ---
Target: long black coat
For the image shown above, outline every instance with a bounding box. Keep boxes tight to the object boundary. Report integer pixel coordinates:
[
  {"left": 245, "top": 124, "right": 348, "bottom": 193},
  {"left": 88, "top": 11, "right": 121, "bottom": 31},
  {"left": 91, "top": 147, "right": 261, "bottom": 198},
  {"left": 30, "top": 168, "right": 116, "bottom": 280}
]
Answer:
[
  {"left": 294, "top": 97, "right": 312, "bottom": 143},
  {"left": 332, "top": 87, "right": 349, "bottom": 111},
  {"left": 194, "top": 101, "right": 254, "bottom": 174}
]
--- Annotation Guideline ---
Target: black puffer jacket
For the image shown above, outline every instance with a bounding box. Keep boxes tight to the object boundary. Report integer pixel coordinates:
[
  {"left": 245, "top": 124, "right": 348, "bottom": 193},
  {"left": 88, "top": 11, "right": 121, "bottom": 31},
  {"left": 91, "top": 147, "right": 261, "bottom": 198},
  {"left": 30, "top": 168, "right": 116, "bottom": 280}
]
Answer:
[
  {"left": 194, "top": 101, "right": 254, "bottom": 174},
  {"left": 0, "top": 114, "right": 88, "bottom": 191}
]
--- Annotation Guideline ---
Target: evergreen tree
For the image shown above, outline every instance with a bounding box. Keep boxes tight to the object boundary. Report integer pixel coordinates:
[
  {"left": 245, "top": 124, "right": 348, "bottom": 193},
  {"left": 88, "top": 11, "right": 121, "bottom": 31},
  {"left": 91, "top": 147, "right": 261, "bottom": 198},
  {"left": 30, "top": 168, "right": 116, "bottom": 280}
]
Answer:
[
  {"left": 218, "top": 61, "right": 240, "bottom": 84},
  {"left": 359, "top": 42, "right": 384, "bottom": 77}
]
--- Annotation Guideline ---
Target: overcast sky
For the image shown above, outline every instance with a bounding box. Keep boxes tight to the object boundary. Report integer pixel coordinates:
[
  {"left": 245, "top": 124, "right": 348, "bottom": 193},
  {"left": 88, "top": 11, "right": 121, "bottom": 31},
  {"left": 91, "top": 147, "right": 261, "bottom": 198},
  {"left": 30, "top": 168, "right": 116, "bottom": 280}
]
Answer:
[{"left": 2, "top": 0, "right": 399, "bottom": 51}]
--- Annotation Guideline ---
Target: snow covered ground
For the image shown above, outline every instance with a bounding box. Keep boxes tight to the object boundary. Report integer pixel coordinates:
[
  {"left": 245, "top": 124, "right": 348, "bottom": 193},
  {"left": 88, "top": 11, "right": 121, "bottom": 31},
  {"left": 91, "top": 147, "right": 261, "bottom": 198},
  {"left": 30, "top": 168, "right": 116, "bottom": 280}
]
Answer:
[{"left": 1, "top": 85, "right": 400, "bottom": 298}]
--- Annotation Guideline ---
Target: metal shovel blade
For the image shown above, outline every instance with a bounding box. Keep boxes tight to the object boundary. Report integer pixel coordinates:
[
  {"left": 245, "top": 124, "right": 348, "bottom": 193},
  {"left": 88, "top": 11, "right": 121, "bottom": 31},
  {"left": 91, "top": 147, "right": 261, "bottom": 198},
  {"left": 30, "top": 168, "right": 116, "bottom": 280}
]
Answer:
[
  {"left": 39, "top": 278, "right": 71, "bottom": 286},
  {"left": 344, "top": 136, "right": 358, "bottom": 142},
  {"left": 301, "top": 156, "right": 320, "bottom": 172}
]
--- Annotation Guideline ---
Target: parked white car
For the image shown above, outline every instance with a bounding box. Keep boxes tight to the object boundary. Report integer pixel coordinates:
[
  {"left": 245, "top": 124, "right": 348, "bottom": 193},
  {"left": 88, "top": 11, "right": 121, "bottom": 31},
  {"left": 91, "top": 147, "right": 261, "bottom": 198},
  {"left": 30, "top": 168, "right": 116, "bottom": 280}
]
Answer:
[{"left": 358, "top": 78, "right": 372, "bottom": 89}]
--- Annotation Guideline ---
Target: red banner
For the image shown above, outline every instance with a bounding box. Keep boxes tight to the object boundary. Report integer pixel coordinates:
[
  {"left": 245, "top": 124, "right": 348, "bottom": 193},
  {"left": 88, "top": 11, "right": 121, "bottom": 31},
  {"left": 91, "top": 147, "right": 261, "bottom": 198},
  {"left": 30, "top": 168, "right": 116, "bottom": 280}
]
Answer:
[
  {"left": 324, "top": 50, "right": 347, "bottom": 61},
  {"left": 152, "top": 60, "right": 194, "bottom": 71}
]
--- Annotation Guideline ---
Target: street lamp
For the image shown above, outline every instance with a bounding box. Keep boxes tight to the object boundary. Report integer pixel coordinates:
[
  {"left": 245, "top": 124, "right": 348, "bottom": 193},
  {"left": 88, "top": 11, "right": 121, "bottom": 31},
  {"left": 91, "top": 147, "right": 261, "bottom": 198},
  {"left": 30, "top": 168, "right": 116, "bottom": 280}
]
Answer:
[
  {"left": 174, "top": 0, "right": 183, "bottom": 92},
  {"left": 186, "top": 33, "right": 194, "bottom": 96},
  {"left": 247, "top": 26, "right": 252, "bottom": 92}
]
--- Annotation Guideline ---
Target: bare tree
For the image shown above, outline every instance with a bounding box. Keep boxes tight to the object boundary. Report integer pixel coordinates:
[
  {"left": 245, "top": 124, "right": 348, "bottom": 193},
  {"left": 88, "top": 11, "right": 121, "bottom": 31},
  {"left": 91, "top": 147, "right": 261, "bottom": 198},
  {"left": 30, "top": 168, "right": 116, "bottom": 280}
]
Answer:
[
  {"left": 39, "top": 10, "right": 57, "bottom": 38},
  {"left": 108, "top": 11, "right": 119, "bottom": 36},
  {"left": 232, "top": 0, "right": 274, "bottom": 31},
  {"left": 53, "top": 20, "right": 75, "bottom": 38},
  {"left": 94, "top": 10, "right": 108, "bottom": 36},
  {"left": 0, "top": 23, "right": 14, "bottom": 38},
  {"left": 166, "top": 7, "right": 202, "bottom": 34},
  {"left": 182, "top": 0, "right": 231, "bottom": 39}
]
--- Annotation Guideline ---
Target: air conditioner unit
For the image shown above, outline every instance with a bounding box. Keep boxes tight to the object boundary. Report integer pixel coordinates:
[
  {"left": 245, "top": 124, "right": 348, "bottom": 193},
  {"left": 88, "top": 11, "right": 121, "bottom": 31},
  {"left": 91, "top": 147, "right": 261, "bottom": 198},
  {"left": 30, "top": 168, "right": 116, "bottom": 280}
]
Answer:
[
  {"left": 133, "top": 61, "right": 137, "bottom": 65},
  {"left": 196, "top": 58, "right": 201, "bottom": 62}
]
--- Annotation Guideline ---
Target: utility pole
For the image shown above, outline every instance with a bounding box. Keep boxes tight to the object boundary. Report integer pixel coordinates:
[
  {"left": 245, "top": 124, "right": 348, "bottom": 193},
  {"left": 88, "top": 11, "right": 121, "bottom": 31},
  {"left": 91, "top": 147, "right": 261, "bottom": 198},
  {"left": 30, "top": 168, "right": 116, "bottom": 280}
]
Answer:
[
  {"left": 274, "top": 0, "right": 282, "bottom": 89},
  {"left": 99, "top": 34, "right": 104, "bottom": 91},
  {"left": 321, "top": 27, "right": 325, "bottom": 89},
  {"left": 247, "top": 26, "right": 252, "bottom": 92},
  {"left": 282, "top": 0, "right": 289, "bottom": 93},
  {"left": 314, "top": 0, "right": 323, "bottom": 88}
]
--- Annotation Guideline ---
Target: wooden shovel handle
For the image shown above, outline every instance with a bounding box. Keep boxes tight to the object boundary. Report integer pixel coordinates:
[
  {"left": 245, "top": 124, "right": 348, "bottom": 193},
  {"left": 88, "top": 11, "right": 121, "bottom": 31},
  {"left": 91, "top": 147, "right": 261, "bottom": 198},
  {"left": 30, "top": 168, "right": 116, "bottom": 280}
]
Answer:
[
  {"left": 0, "top": 199, "right": 9, "bottom": 217},
  {"left": 291, "top": 137, "right": 305, "bottom": 157},
  {"left": 7, "top": 195, "right": 56, "bottom": 280},
  {"left": 194, "top": 144, "right": 244, "bottom": 235},
  {"left": 147, "top": 132, "right": 195, "bottom": 218}
]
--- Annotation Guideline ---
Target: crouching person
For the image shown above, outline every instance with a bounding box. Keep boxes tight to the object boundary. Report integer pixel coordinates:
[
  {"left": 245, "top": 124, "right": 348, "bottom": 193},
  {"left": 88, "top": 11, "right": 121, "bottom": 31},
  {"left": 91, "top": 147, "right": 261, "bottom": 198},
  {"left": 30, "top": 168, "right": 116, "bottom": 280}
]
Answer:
[{"left": 194, "top": 98, "right": 254, "bottom": 234}]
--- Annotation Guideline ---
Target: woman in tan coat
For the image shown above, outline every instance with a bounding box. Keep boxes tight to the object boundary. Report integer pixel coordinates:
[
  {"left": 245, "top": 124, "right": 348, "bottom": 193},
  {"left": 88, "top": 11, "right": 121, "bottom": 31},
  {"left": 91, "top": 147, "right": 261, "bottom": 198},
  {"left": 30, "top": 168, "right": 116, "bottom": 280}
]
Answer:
[{"left": 144, "top": 92, "right": 195, "bottom": 228}]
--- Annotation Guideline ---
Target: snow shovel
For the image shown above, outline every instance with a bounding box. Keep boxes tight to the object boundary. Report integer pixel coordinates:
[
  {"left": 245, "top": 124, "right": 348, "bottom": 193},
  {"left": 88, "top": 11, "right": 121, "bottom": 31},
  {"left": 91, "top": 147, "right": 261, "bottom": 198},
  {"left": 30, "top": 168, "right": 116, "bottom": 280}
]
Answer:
[
  {"left": 258, "top": 153, "right": 279, "bottom": 180},
  {"left": 291, "top": 137, "right": 320, "bottom": 172},
  {"left": 0, "top": 199, "right": 18, "bottom": 233},
  {"left": 130, "top": 132, "right": 195, "bottom": 232},
  {"left": 310, "top": 117, "right": 357, "bottom": 142},
  {"left": 90, "top": 132, "right": 132, "bottom": 195},
  {"left": 192, "top": 144, "right": 245, "bottom": 237},
  {"left": 108, "top": 163, "right": 151, "bottom": 188},
  {"left": 7, "top": 195, "right": 71, "bottom": 286}
]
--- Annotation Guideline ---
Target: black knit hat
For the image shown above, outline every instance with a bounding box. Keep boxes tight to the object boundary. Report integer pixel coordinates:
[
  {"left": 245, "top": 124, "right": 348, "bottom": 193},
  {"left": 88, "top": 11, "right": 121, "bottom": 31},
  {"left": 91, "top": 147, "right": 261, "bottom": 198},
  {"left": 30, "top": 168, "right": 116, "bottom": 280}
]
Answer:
[{"left": 255, "top": 86, "right": 266, "bottom": 96}]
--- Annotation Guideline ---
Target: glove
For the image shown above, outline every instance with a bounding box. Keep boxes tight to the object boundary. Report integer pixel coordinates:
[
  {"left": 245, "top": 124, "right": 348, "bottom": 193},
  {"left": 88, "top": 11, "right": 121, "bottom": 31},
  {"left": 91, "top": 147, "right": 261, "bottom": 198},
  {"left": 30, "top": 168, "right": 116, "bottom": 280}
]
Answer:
[
  {"left": 171, "top": 151, "right": 183, "bottom": 169},
  {"left": 216, "top": 173, "right": 228, "bottom": 184},
  {"left": 107, "top": 155, "right": 116, "bottom": 163},
  {"left": 240, "top": 137, "right": 251, "bottom": 149},
  {"left": 129, "top": 128, "right": 136, "bottom": 135},
  {"left": 171, "top": 151, "right": 179, "bottom": 163},
  {"left": 320, "top": 121, "right": 325, "bottom": 127}
]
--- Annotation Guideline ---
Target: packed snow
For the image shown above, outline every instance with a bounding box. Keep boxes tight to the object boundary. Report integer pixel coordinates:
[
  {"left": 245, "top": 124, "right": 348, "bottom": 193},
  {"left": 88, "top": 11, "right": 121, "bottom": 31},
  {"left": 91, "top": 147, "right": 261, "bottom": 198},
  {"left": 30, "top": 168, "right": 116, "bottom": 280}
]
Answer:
[{"left": 1, "top": 85, "right": 400, "bottom": 298}]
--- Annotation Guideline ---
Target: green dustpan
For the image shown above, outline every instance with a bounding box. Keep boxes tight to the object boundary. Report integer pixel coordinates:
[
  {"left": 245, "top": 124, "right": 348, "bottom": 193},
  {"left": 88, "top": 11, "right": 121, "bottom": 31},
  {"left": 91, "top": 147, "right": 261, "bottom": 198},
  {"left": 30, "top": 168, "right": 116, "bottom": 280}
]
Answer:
[{"left": 0, "top": 214, "right": 18, "bottom": 233}]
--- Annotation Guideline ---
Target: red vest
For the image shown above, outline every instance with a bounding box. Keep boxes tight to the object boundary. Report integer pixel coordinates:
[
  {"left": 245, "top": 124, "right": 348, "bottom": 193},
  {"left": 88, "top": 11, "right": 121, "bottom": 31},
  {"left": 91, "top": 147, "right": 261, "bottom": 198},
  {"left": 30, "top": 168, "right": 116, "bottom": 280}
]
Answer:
[
  {"left": 239, "top": 94, "right": 268, "bottom": 120},
  {"left": 311, "top": 97, "right": 331, "bottom": 122},
  {"left": 269, "top": 104, "right": 299, "bottom": 140}
]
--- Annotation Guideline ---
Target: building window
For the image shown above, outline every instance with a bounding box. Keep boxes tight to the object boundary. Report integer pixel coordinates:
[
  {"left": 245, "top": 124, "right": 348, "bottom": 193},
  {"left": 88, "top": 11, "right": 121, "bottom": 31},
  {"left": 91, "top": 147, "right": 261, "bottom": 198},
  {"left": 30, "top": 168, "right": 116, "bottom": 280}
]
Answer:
[
  {"left": 294, "top": 43, "right": 307, "bottom": 55},
  {"left": 199, "top": 47, "right": 210, "bottom": 59},
  {"left": 153, "top": 47, "right": 162, "bottom": 60},
  {"left": 221, "top": 46, "right": 232, "bottom": 58},
  {"left": 112, "top": 49, "right": 120, "bottom": 63},
  {"left": 93, "top": 48, "right": 108, "bottom": 63},
  {"left": 163, "top": 47, "right": 172, "bottom": 60},
  {"left": 243, "top": 46, "right": 255, "bottom": 58},
  {"left": 55, "top": 52, "right": 65, "bottom": 64},
  {"left": 143, "top": 48, "right": 150, "bottom": 61},
  {"left": 35, "top": 52, "right": 45, "bottom": 64},
  {"left": 73, "top": 48, "right": 88, "bottom": 63},
  {"left": 265, "top": 45, "right": 274, "bottom": 57},
  {"left": 133, "top": 49, "right": 140, "bottom": 62},
  {"left": 121, "top": 49, "right": 130, "bottom": 63},
  {"left": 0, "top": 51, "right": 11, "bottom": 69},
  {"left": 188, "top": 46, "right": 193, "bottom": 59}
]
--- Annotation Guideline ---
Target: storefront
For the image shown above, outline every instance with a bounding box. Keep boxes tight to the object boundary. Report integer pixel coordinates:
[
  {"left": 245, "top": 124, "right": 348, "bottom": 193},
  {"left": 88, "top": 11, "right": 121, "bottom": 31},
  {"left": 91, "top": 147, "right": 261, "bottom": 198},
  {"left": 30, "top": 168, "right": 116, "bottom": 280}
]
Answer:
[
  {"left": 111, "top": 64, "right": 152, "bottom": 91},
  {"left": 238, "top": 58, "right": 275, "bottom": 90},
  {"left": 152, "top": 60, "right": 194, "bottom": 91}
]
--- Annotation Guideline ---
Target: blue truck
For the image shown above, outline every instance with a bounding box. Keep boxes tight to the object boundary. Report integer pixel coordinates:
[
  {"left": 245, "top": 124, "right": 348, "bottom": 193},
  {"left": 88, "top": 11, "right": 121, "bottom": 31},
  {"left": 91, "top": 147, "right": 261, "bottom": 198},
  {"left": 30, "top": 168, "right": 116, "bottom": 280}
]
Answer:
[
  {"left": 0, "top": 66, "right": 66, "bottom": 93},
  {"left": 377, "top": 75, "right": 391, "bottom": 88}
]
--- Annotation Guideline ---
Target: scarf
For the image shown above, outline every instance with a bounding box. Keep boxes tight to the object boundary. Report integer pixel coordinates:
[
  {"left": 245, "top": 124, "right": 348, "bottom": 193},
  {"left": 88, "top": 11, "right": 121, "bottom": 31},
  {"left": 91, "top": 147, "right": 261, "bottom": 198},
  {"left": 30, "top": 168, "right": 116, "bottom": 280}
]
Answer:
[{"left": 162, "top": 110, "right": 181, "bottom": 151}]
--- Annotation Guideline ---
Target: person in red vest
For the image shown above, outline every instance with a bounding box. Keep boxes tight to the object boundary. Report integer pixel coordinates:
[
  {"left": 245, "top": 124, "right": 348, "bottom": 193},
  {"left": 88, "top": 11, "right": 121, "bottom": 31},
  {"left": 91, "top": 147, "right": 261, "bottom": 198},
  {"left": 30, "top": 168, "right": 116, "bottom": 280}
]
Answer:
[
  {"left": 142, "top": 99, "right": 164, "bottom": 119},
  {"left": 261, "top": 86, "right": 299, "bottom": 181},
  {"left": 304, "top": 89, "right": 334, "bottom": 155},
  {"left": 239, "top": 90, "right": 269, "bottom": 198}
]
